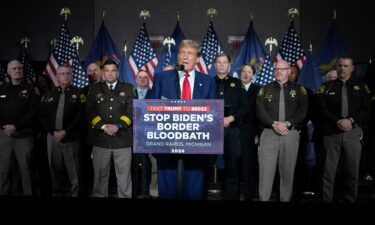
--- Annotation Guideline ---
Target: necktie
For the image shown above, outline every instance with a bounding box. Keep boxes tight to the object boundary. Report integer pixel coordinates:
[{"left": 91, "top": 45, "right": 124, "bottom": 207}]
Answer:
[
  {"left": 55, "top": 90, "right": 65, "bottom": 130},
  {"left": 278, "top": 85, "right": 285, "bottom": 122},
  {"left": 139, "top": 90, "right": 145, "bottom": 99},
  {"left": 341, "top": 81, "right": 348, "bottom": 118},
  {"left": 182, "top": 72, "right": 191, "bottom": 99},
  {"left": 109, "top": 84, "right": 114, "bottom": 91}
]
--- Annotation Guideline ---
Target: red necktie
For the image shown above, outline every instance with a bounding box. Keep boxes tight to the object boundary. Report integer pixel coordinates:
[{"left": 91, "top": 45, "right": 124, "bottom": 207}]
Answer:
[{"left": 181, "top": 72, "right": 191, "bottom": 99}]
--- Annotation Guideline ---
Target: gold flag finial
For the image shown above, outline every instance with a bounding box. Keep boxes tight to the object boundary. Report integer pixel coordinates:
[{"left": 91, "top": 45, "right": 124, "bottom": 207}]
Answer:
[
  {"left": 71, "top": 36, "right": 84, "bottom": 52},
  {"left": 163, "top": 37, "right": 176, "bottom": 57},
  {"left": 288, "top": 8, "right": 299, "bottom": 19},
  {"left": 177, "top": 10, "right": 180, "bottom": 21},
  {"left": 60, "top": 7, "right": 71, "bottom": 21},
  {"left": 102, "top": 10, "right": 106, "bottom": 19},
  {"left": 309, "top": 42, "right": 313, "bottom": 52},
  {"left": 265, "top": 37, "right": 278, "bottom": 54},
  {"left": 20, "top": 36, "right": 31, "bottom": 49},
  {"left": 207, "top": 8, "right": 218, "bottom": 21},
  {"left": 50, "top": 38, "right": 57, "bottom": 48},
  {"left": 139, "top": 10, "right": 151, "bottom": 21},
  {"left": 250, "top": 12, "right": 254, "bottom": 21}
]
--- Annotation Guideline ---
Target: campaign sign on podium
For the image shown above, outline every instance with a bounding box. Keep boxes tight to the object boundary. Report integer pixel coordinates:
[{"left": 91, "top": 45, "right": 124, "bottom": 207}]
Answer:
[{"left": 133, "top": 99, "right": 224, "bottom": 154}]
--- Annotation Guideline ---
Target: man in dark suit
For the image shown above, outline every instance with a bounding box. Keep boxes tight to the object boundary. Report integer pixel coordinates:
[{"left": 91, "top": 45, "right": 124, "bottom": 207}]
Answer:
[
  {"left": 239, "top": 64, "right": 261, "bottom": 201},
  {"left": 146, "top": 39, "right": 217, "bottom": 199}
]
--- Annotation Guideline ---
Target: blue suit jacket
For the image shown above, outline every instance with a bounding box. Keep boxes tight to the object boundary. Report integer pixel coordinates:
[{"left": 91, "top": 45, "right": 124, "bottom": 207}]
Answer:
[
  {"left": 146, "top": 70, "right": 217, "bottom": 100},
  {"left": 146, "top": 69, "right": 216, "bottom": 170}
]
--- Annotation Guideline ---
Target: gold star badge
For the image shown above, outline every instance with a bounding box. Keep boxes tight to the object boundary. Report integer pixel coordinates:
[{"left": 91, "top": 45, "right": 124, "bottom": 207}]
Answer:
[{"left": 80, "top": 94, "right": 87, "bottom": 103}]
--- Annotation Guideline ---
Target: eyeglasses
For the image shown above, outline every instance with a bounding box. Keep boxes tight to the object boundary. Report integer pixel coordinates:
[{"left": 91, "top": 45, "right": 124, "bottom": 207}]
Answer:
[
  {"left": 274, "top": 67, "right": 290, "bottom": 71},
  {"left": 57, "top": 73, "right": 72, "bottom": 77}
]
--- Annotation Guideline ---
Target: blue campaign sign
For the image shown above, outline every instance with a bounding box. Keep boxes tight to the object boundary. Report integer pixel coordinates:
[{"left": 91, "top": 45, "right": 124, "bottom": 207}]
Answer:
[{"left": 133, "top": 99, "right": 224, "bottom": 154}]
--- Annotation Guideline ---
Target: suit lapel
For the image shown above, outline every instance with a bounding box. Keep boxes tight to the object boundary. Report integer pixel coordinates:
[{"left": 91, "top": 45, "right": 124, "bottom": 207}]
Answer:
[
  {"left": 173, "top": 70, "right": 181, "bottom": 99},
  {"left": 192, "top": 71, "right": 202, "bottom": 99}
]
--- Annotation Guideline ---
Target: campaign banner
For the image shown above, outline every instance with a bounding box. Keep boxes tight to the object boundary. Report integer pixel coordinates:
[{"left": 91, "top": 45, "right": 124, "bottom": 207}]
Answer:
[{"left": 133, "top": 99, "right": 224, "bottom": 154}]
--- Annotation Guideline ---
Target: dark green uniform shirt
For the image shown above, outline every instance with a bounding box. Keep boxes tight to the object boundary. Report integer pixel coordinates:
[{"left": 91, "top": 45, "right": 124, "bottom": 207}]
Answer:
[
  {"left": 315, "top": 79, "right": 371, "bottom": 135},
  {"left": 256, "top": 80, "right": 308, "bottom": 129},
  {"left": 39, "top": 86, "right": 85, "bottom": 142}
]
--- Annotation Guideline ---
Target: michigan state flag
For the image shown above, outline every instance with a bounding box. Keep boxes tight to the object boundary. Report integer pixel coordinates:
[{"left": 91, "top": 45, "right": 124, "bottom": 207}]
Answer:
[
  {"left": 231, "top": 21, "right": 266, "bottom": 78},
  {"left": 85, "top": 20, "right": 121, "bottom": 68},
  {"left": 315, "top": 20, "right": 347, "bottom": 78}
]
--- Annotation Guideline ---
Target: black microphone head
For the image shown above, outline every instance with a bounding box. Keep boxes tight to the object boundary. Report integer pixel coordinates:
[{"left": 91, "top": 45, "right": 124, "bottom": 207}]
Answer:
[{"left": 174, "top": 63, "right": 185, "bottom": 71}]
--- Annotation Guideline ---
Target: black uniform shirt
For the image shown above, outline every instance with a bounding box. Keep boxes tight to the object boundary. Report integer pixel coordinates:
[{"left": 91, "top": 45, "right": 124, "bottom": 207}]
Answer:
[
  {"left": 0, "top": 82, "right": 40, "bottom": 137},
  {"left": 214, "top": 75, "right": 249, "bottom": 127},
  {"left": 39, "top": 86, "right": 85, "bottom": 142}
]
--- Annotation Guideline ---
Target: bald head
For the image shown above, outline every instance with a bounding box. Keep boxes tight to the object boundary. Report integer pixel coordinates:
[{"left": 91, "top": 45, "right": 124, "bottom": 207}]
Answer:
[
  {"left": 87, "top": 63, "right": 102, "bottom": 82},
  {"left": 274, "top": 60, "right": 290, "bottom": 85}
]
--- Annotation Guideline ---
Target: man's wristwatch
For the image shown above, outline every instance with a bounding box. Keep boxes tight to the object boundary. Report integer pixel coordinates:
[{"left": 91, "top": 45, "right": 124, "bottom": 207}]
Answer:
[{"left": 284, "top": 121, "right": 291, "bottom": 128}]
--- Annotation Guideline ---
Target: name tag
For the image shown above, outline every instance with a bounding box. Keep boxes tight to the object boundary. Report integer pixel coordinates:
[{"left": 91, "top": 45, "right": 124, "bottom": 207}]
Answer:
[{"left": 0, "top": 95, "right": 6, "bottom": 98}]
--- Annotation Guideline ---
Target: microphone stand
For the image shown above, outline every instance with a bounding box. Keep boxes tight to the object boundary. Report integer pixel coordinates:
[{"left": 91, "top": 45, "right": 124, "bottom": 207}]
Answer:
[{"left": 174, "top": 64, "right": 184, "bottom": 199}]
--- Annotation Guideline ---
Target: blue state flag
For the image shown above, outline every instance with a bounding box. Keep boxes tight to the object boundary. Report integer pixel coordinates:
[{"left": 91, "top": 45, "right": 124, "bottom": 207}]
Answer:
[
  {"left": 298, "top": 51, "right": 322, "bottom": 93},
  {"left": 119, "top": 51, "right": 136, "bottom": 87},
  {"left": 85, "top": 20, "right": 121, "bottom": 68},
  {"left": 315, "top": 20, "right": 347, "bottom": 78},
  {"left": 154, "top": 21, "right": 186, "bottom": 74},
  {"left": 231, "top": 21, "right": 266, "bottom": 78}
]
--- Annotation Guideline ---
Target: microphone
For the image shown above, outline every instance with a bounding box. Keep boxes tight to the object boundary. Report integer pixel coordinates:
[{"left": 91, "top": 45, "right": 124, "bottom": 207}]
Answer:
[{"left": 174, "top": 63, "right": 185, "bottom": 71}]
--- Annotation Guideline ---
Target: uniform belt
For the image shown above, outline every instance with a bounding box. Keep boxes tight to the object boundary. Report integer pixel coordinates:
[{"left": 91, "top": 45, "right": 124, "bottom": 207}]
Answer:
[
  {"left": 352, "top": 123, "right": 359, "bottom": 128},
  {"left": 288, "top": 126, "right": 297, "bottom": 130}
]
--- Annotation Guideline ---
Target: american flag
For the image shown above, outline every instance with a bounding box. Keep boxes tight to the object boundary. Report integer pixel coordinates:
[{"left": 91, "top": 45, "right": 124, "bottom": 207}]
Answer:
[
  {"left": 255, "top": 54, "right": 275, "bottom": 86},
  {"left": 20, "top": 50, "right": 36, "bottom": 83},
  {"left": 0, "top": 63, "right": 7, "bottom": 82},
  {"left": 129, "top": 23, "right": 158, "bottom": 87},
  {"left": 276, "top": 20, "right": 306, "bottom": 69},
  {"left": 196, "top": 21, "right": 224, "bottom": 75},
  {"left": 44, "top": 22, "right": 88, "bottom": 88}
]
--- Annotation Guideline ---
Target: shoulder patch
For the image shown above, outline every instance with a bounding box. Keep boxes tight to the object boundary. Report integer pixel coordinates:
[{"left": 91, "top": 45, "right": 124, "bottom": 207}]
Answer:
[
  {"left": 35, "top": 87, "right": 40, "bottom": 96},
  {"left": 316, "top": 85, "right": 325, "bottom": 94},
  {"left": 258, "top": 88, "right": 264, "bottom": 97},
  {"left": 300, "top": 86, "right": 307, "bottom": 95},
  {"left": 365, "top": 85, "right": 371, "bottom": 94}
]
